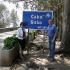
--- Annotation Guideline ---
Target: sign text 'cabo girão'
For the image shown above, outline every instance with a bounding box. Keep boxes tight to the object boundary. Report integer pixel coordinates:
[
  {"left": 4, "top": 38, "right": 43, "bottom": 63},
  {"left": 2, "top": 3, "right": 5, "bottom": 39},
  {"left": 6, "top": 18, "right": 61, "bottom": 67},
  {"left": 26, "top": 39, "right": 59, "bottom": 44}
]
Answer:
[{"left": 23, "top": 11, "right": 53, "bottom": 29}]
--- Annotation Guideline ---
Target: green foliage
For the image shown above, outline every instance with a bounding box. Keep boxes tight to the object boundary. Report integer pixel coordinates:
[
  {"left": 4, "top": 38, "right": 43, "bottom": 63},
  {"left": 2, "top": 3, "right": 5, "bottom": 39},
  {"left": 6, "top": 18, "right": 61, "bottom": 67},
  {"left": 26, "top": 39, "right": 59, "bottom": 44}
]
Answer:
[
  {"left": 10, "top": 9, "right": 18, "bottom": 27},
  {"left": 29, "top": 30, "right": 36, "bottom": 34},
  {"left": 3, "top": 34, "right": 19, "bottom": 50},
  {"left": 0, "top": 3, "right": 10, "bottom": 28},
  {"left": 0, "top": 22, "right": 4, "bottom": 28},
  {"left": 0, "top": 3, "right": 6, "bottom": 13},
  {"left": 10, "top": 9, "right": 17, "bottom": 20}
]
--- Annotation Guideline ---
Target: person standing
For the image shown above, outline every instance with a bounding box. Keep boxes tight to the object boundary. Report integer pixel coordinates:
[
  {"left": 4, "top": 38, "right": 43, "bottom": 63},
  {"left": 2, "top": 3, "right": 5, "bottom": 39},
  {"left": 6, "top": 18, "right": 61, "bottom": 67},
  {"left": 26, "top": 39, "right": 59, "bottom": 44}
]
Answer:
[
  {"left": 47, "top": 19, "right": 57, "bottom": 61},
  {"left": 17, "top": 22, "right": 26, "bottom": 58}
]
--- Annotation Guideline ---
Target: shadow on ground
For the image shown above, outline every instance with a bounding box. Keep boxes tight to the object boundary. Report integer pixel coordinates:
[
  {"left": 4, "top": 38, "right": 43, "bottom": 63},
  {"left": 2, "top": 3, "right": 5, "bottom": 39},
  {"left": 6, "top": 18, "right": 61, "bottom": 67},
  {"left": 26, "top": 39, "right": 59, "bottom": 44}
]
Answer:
[{"left": 9, "top": 43, "right": 70, "bottom": 70}]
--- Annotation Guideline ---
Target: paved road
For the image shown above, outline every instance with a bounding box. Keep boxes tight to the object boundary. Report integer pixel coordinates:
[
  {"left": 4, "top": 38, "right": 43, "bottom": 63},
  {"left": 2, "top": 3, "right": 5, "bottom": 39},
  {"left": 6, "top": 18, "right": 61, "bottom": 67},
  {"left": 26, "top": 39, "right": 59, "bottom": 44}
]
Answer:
[{"left": 0, "top": 30, "right": 17, "bottom": 49}]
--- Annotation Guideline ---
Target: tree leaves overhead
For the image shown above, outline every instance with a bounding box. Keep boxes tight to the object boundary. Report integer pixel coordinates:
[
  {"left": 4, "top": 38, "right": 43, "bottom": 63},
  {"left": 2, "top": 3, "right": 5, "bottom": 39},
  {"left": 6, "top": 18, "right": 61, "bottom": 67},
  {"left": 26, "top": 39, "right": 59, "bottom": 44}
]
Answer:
[
  {"left": 4, "top": 0, "right": 64, "bottom": 11},
  {"left": 19, "top": 0, "right": 64, "bottom": 11}
]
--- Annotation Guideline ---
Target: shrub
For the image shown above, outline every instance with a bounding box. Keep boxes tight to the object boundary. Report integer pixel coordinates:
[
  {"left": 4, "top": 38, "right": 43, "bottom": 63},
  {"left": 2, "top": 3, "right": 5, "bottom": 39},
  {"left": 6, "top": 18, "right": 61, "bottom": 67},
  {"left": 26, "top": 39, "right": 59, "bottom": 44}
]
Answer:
[{"left": 3, "top": 34, "right": 19, "bottom": 50}]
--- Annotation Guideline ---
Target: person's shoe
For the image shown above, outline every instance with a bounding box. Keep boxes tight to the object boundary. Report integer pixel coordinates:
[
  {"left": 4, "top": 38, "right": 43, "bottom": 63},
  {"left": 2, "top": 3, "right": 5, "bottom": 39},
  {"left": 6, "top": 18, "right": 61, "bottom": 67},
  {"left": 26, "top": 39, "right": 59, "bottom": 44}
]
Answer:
[
  {"left": 48, "top": 55, "right": 51, "bottom": 58},
  {"left": 50, "top": 58, "right": 55, "bottom": 62},
  {"left": 22, "top": 54, "right": 25, "bottom": 57}
]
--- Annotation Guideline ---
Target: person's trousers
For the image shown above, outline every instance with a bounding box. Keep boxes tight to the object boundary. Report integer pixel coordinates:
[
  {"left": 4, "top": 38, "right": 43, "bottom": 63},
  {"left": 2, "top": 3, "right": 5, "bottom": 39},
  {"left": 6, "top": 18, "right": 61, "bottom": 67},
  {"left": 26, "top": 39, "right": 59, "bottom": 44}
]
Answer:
[
  {"left": 18, "top": 39, "right": 26, "bottom": 50},
  {"left": 49, "top": 38, "right": 55, "bottom": 59}
]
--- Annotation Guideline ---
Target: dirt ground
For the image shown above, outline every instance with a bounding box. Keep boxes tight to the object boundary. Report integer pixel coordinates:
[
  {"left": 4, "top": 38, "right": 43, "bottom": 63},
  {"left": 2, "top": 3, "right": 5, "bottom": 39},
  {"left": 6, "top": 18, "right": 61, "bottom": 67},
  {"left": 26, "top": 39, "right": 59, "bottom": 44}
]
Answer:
[{"left": 9, "top": 40, "right": 70, "bottom": 70}]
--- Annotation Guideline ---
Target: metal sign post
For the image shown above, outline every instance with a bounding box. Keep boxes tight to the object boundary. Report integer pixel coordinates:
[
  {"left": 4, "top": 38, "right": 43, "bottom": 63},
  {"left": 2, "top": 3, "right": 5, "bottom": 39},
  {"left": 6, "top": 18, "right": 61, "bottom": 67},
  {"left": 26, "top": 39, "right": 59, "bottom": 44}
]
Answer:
[
  {"left": 27, "top": 29, "right": 29, "bottom": 54},
  {"left": 42, "top": 30, "right": 45, "bottom": 55}
]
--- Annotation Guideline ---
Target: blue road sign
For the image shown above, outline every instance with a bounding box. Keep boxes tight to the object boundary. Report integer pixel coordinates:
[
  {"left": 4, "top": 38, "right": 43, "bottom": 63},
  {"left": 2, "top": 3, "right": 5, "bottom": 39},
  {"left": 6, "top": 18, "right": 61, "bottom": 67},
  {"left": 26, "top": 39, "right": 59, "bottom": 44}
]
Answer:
[{"left": 22, "top": 11, "right": 53, "bottom": 29}]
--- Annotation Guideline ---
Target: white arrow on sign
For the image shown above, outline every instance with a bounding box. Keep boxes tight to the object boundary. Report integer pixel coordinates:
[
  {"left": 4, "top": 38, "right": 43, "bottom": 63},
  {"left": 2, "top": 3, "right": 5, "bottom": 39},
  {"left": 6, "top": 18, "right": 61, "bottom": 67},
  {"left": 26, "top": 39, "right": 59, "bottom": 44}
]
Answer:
[{"left": 45, "top": 13, "right": 50, "bottom": 18}]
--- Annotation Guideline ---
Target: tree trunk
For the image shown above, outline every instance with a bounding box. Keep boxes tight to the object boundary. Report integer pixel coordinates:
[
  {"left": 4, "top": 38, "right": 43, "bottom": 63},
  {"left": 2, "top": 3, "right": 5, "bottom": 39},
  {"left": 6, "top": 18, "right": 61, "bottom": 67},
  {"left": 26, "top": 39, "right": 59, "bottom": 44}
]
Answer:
[{"left": 55, "top": 0, "right": 70, "bottom": 54}]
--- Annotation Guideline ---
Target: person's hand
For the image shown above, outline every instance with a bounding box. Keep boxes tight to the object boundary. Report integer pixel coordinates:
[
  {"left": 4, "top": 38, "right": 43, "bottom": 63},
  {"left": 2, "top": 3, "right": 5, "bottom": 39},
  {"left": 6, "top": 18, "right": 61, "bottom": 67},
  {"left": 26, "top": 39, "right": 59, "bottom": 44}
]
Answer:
[
  {"left": 23, "top": 36, "right": 27, "bottom": 39},
  {"left": 23, "top": 37, "right": 25, "bottom": 39},
  {"left": 46, "top": 34, "right": 47, "bottom": 37},
  {"left": 52, "top": 38, "right": 55, "bottom": 42},
  {"left": 20, "top": 36, "right": 23, "bottom": 38}
]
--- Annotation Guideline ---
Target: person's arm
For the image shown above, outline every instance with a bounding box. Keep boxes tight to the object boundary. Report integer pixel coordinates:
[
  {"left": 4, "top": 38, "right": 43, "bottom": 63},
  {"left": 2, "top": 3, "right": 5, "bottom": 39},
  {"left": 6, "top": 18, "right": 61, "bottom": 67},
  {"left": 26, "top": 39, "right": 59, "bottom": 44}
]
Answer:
[
  {"left": 52, "top": 33, "right": 57, "bottom": 42},
  {"left": 17, "top": 29, "right": 23, "bottom": 38},
  {"left": 45, "top": 27, "right": 48, "bottom": 37},
  {"left": 17, "top": 29, "right": 20, "bottom": 37},
  {"left": 52, "top": 26, "right": 57, "bottom": 42}
]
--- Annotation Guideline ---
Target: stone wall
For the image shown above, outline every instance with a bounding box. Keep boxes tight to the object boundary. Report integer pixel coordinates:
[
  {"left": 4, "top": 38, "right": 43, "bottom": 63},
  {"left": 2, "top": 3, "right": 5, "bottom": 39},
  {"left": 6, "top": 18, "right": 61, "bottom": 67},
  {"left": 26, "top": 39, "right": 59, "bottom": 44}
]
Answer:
[{"left": 0, "top": 27, "right": 19, "bottom": 33}]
